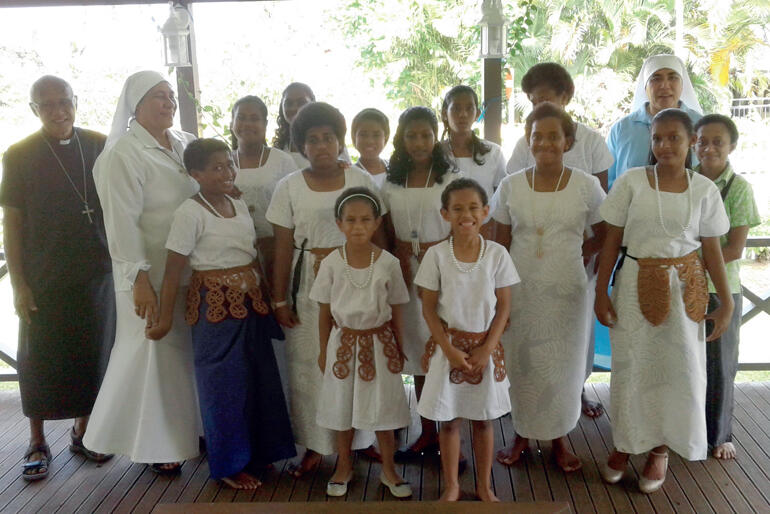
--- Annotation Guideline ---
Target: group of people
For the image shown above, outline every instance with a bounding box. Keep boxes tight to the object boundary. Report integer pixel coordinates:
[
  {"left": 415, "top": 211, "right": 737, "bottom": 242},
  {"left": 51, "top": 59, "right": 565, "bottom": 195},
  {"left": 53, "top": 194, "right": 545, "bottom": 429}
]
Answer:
[{"left": 0, "top": 52, "right": 760, "bottom": 502}]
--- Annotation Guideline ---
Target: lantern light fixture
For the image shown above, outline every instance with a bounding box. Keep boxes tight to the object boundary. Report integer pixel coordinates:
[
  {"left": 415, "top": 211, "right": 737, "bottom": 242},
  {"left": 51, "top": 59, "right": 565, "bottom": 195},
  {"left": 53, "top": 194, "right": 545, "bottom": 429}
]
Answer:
[
  {"left": 160, "top": 2, "right": 192, "bottom": 68},
  {"left": 478, "top": 0, "right": 508, "bottom": 59}
]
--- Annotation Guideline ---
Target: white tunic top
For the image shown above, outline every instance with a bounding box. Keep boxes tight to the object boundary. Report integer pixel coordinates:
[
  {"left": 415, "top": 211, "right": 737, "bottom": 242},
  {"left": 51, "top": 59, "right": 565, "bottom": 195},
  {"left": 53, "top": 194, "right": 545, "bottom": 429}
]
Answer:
[
  {"left": 506, "top": 122, "right": 614, "bottom": 176},
  {"left": 233, "top": 147, "right": 297, "bottom": 239},
  {"left": 94, "top": 120, "right": 199, "bottom": 291},
  {"left": 166, "top": 197, "right": 257, "bottom": 271},
  {"left": 599, "top": 166, "right": 728, "bottom": 460},
  {"left": 601, "top": 167, "right": 729, "bottom": 257},
  {"left": 353, "top": 160, "right": 388, "bottom": 189},
  {"left": 444, "top": 139, "right": 507, "bottom": 198},
  {"left": 414, "top": 240, "right": 519, "bottom": 421}
]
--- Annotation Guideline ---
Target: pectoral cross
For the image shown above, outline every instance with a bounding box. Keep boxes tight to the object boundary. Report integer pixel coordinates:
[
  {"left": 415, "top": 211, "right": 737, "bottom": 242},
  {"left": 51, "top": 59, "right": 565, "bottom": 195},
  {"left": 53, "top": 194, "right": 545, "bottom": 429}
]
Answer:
[{"left": 82, "top": 202, "right": 95, "bottom": 224}]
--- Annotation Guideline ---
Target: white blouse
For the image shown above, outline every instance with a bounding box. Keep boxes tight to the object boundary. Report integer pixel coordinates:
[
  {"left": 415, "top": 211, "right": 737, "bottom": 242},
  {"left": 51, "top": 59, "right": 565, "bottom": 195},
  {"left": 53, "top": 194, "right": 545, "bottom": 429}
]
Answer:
[
  {"left": 233, "top": 147, "right": 298, "bottom": 239},
  {"left": 414, "top": 240, "right": 520, "bottom": 333},
  {"left": 444, "top": 139, "right": 507, "bottom": 197},
  {"left": 93, "top": 120, "right": 198, "bottom": 291},
  {"left": 165, "top": 197, "right": 257, "bottom": 271},
  {"left": 600, "top": 167, "right": 729, "bottom": 258},
  {"left": 309, "top": 250, "right": 409, "bottom": 329}
]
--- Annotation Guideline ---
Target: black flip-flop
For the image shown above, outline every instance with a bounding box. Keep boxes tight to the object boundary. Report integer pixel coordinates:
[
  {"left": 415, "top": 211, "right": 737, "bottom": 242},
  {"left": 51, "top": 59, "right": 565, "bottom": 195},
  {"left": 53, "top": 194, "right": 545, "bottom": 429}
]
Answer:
[{"left": 150, "top": 462, "right": 183, "bottom": 475}]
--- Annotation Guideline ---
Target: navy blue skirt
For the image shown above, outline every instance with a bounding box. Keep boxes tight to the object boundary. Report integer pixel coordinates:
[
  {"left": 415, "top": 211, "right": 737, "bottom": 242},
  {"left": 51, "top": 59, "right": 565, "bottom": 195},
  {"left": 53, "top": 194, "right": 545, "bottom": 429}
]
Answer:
[{"left": 191, "top": 295, "right": 295, "bottom": 479}]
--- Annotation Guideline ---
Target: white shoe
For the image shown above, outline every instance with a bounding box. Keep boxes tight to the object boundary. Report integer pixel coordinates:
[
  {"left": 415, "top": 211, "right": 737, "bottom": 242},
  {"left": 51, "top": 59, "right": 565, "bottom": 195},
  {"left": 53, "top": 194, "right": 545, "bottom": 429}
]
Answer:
[
  {"left": 326, "top": 472, "right": 353, "bottom": 497},
  {"left": 380, "top": 473, "right": 412, "bottom": 498},
  {"left": 639, "top": 450, "right": 668, "bottom": 494},
  {"left": 599, "top": 459, "right": 626, "bottom": 484}
]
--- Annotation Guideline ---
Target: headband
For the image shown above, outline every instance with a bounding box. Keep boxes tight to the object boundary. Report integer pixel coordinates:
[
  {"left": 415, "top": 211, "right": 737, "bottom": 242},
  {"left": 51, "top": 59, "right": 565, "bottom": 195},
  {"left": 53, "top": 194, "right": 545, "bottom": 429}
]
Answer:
[{"left": 337, "top": 193, "right": 380, "bottom": 218}]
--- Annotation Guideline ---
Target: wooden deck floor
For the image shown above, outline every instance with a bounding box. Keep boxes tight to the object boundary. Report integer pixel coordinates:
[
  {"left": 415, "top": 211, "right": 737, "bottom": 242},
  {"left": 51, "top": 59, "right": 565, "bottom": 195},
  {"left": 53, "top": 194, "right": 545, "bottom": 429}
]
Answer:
[{"left": 1, "top": 382, "right": 769, "bottom": 513}]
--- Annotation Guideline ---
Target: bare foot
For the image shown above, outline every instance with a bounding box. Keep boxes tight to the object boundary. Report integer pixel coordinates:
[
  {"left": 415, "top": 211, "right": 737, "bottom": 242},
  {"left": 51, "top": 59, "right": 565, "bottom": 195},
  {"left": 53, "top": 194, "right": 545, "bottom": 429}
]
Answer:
[
  {"left": 439, "top": 484, "right": 461, "bottom": 501},
  {"left": 221, "top": 471, "right": 262, "bottom": 489},
  {"left": 496, "top": 435, "right": 528, "bottom": 466},
  {"left": 642, "top": 451, "right": 668, "bottom": 481},
  {"left": 712, "top": 442, "right": 736, "bottom": 460},
  {"left": 476, "top": 485, "right": 500, "bottom": 502},
  {"left": 288, "top": 450, "right": 321, "bottom": 478},
  {"left": 581, "top": 389, "right": 604, "bottom": 418},
  {"left": 552, "top": 437, "right": 582, "bottom": 472}
]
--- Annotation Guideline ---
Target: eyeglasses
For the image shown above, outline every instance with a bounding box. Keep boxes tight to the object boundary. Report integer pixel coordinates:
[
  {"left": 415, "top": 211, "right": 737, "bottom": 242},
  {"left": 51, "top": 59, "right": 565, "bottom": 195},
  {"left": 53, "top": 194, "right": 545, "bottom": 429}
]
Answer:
[{"left": 30, "top": 96, "right": 77, "bottom": 114}]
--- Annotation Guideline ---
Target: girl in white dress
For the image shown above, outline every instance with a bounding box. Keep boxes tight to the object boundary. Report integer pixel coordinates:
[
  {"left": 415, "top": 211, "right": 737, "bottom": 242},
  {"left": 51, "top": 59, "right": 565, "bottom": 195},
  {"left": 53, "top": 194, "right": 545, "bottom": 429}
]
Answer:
[
  {"left": 230, "top": 95, "right": 297, "bottom": 275},
  {"left": 415, "top": 178, "right": 518, "bottom": 502},
  {"left": 309, "top": 187, "right": 412, "bottom": 498},
  {"left": 440, "top": 85, "right": 507, "bottom": 239},
  {"left": 505, "top": 63, "right": 615, "bottom": 418},
  {"left": 493, "top": 103, "right": 606, "bottom": 473},
  {"left": 595, "top": 108, "right": 732, "bottom": 493},
  {"left": 147, "top": 139, "right": 295, "bottom": 490},
  {"left": 266, "top": 102, "right": 383, "bottom": 478},
  {"left": 351, "top": 108, "right": 389, "bottom": 188},
  {"left": 380, "top": 106, "right": 461, "bottom": 458},
  {"left": 271, "top": 82, "right": 315, "bottom": 169}
]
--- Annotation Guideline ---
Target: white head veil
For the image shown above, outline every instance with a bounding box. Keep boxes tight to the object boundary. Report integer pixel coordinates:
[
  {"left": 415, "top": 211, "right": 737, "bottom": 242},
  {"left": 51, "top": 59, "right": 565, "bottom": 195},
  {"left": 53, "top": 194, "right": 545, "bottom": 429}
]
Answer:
[
  {"left": 105, "top": 70, "right": 170, "bottom": 148},
  {"left": 630, "top": 54, "right": 702, "bottom": 115}
]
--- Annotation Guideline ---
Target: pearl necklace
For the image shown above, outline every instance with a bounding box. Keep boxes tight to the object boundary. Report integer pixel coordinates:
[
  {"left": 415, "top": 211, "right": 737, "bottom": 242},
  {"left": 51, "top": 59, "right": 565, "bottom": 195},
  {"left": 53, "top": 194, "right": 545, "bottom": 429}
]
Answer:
[
  {"left": 197, "top": 192, "right": 229, "bottom": 218},
  {"left": 405, "top": 165, "right": 433, "bottom": 257},
  {"left": 342, "top": 244, "right": 375, "bottom": 289},
  {"left": 449, "top": 235, "right": 485, "bottom": 273},
  {"left": 653, "top": 164, "right": 693, "bottom": 238},
  {"left": 234, "top": 144, "right": 266, "bottom": 170},
  {"left": 528, "top": 164, "right": 566, "bottom": 258}
]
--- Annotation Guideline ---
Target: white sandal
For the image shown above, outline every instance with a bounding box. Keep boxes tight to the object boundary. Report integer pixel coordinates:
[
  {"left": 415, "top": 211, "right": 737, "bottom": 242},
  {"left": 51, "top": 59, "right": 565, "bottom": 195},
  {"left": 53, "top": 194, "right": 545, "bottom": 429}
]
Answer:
[{"left": 639, "top": 450, "right": 668, "bottom": 494}]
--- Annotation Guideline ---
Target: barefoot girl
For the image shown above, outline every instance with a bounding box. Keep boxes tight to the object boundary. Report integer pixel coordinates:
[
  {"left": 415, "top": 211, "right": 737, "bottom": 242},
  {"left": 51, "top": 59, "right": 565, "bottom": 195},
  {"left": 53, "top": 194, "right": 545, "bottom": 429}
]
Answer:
[
  {"left": 351, "top": 108, "right": 390, "bottom": 187},
  {"left": 415, "top": 178, "right": 518, "bottom": 501},
  {"left": 310, "top": 187, "right": 412, "bottom": 498},
  {"left": 596, "top": 108, "right": 732, "bottom": 493},
  {"left": 506, "top": 64, "right": 615, "bottom": 419},
  {"left": 694, "top": 114, "right": 760, "bottom": 460},
  {"left": 266, "top": 102, "right": 382, "bottom": 478},
  {"left": 440, "top": 85, "right": 506, "bottom": 238},
  {"left": 493, "top": 103, "right": 606, "bottom": 472},
  {"left": 147, "top": 138, "right": 295, "bottom": 489},
  {"left": 380, "top": 106, "right": 461, "bottom": 458},
  {"left": 230, "top": 95, "right": 296, "bottom": 278}
]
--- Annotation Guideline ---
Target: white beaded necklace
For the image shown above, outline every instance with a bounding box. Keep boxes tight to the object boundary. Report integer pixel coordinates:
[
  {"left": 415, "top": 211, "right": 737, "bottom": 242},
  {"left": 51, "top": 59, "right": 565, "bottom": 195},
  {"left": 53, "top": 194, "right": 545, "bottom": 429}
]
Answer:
[
  {"left": 405, "top": 165, "right": 433, "bottom": 257},
  {"left": 653, "top": 164, "right": 693, "bottom": 238},
  {"left": 234, "top": 144, "right": 266, "bottom": 170},
  {"left": 449, "top": 235, "right": 485, "bottom": 273},
  {"left": 197, "top": 192, "right": 229, "bottom": 218},
  {"left": 342, "top": 244, "right": 375, "bottom": 289}
]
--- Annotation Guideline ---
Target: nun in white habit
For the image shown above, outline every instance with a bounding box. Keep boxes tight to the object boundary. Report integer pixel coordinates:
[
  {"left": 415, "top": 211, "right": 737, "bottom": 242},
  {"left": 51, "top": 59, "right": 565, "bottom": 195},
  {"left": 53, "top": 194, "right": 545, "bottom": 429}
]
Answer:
[
  {"left": 606, "top": 54, "right": 703, "bottom": 188},
  {"left": 83, "top": 71, "right": 202, "bottom": 470}
]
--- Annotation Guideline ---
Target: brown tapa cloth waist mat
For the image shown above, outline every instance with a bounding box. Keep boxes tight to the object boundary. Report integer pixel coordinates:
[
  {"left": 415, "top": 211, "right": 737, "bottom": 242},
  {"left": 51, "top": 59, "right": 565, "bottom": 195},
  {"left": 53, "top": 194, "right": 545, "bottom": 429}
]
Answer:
[
  {"left": 393, "top": 238, "right": 444, "bottom": 287},
  {"left": 631, "top": 250, "right": 709, "bottom": 326},
  {"left": 422, "top": 321, "right": 506, "bottom": 384},
  {"left": 186, "top": 263, "right": 269, "bottom": 325},
  {"left": 331, "top": 321, "right": 404, "bottom": 382}
]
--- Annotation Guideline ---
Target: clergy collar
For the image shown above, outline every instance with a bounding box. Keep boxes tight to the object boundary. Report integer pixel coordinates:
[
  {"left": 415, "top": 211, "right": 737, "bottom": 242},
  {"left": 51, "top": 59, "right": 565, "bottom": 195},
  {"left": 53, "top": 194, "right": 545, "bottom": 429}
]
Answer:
[
  {"left": 129, "top": 119, "right": 183, "bottom": 150},
  {"left": 41, "top": 127, "right": 77, "bottom": 145}
]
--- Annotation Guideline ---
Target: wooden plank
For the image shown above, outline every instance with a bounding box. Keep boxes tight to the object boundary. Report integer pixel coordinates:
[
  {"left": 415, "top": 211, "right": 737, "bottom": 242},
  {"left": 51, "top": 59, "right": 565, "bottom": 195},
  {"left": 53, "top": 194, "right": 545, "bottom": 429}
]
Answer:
[
  {"left": 112, "top": 465, "right": 160, "bottom": 511},
  {"left": 689, "top": 459, "right": 746, "bottom": 514},
  {"left": 707, "top": 436, "right": 770, "bottom": 512},
  {"left": 73, "top": 455, "right": 135, "bottom": 513},
  {"left": 307, "top": 452, "right": 335, "bottom": 502},
  {"left": 175, "top": 456, "right": 213, "bottom": 504},
  {"left": 137, "top": 457, "right": 206, "bottom": 511},
  {"left": 154, "top": 501, "right": 573, "bottom": 513},
  {"left": 51, "top": 454, "right": 126, "bottom": 513},
  {"left": 90, "top": 461, "right": 146, "bottom": 513},
  {"left": 457, "top": 418, "right": 475, "bottom": 499},
  {"left": 663, "top": 453, "right": 710, "bottom": 513},
  {"left": 563, "top": 421, "right": 608, "bottom": 513},
  {"left": 250, "top": 460, "right": 287, "bottom": 503}
]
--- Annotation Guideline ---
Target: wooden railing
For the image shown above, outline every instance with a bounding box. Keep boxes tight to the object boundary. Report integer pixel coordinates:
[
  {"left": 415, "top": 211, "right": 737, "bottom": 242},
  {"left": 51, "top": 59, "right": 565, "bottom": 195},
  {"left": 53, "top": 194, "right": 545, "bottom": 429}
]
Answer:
[{"left": 0, "top": 239, "right": 769, "bottom": 381}]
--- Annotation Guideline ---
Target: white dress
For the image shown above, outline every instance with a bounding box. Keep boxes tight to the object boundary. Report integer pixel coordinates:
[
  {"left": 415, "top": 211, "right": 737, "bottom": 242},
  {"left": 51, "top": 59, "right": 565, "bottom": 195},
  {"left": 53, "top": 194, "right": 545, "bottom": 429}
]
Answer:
[
  {"left": 600, "top": 167, "right": 728, "bottom": 460},
  {"left": 309, "top": 250, "right": 411, "bottom": 431},
  {"left": 507, "top": 123, "right": 614, "bottom": 377},
  {"left": 84, "top": 120, "right": 203, "bottom": 462},
  {"left": 492, "top": 169, "right": 605, "bottom": 440},
  {"left": 265, "top": 166, "right": 381, "bottom": 454},
  {"left": 379, "top": 172, "right": 463, "bottom": 375},
  {"left": 233, "top": 147, "right": 298, "bottom": 240},
  {"left": 354, "top": 160, "right": 387, "bottom": 189},
  {"left": 285, "top": 146, "right": 351, "bottom": 171},
  {"left": 414, "top": 240, "right": 519, "bottom": 421}
]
